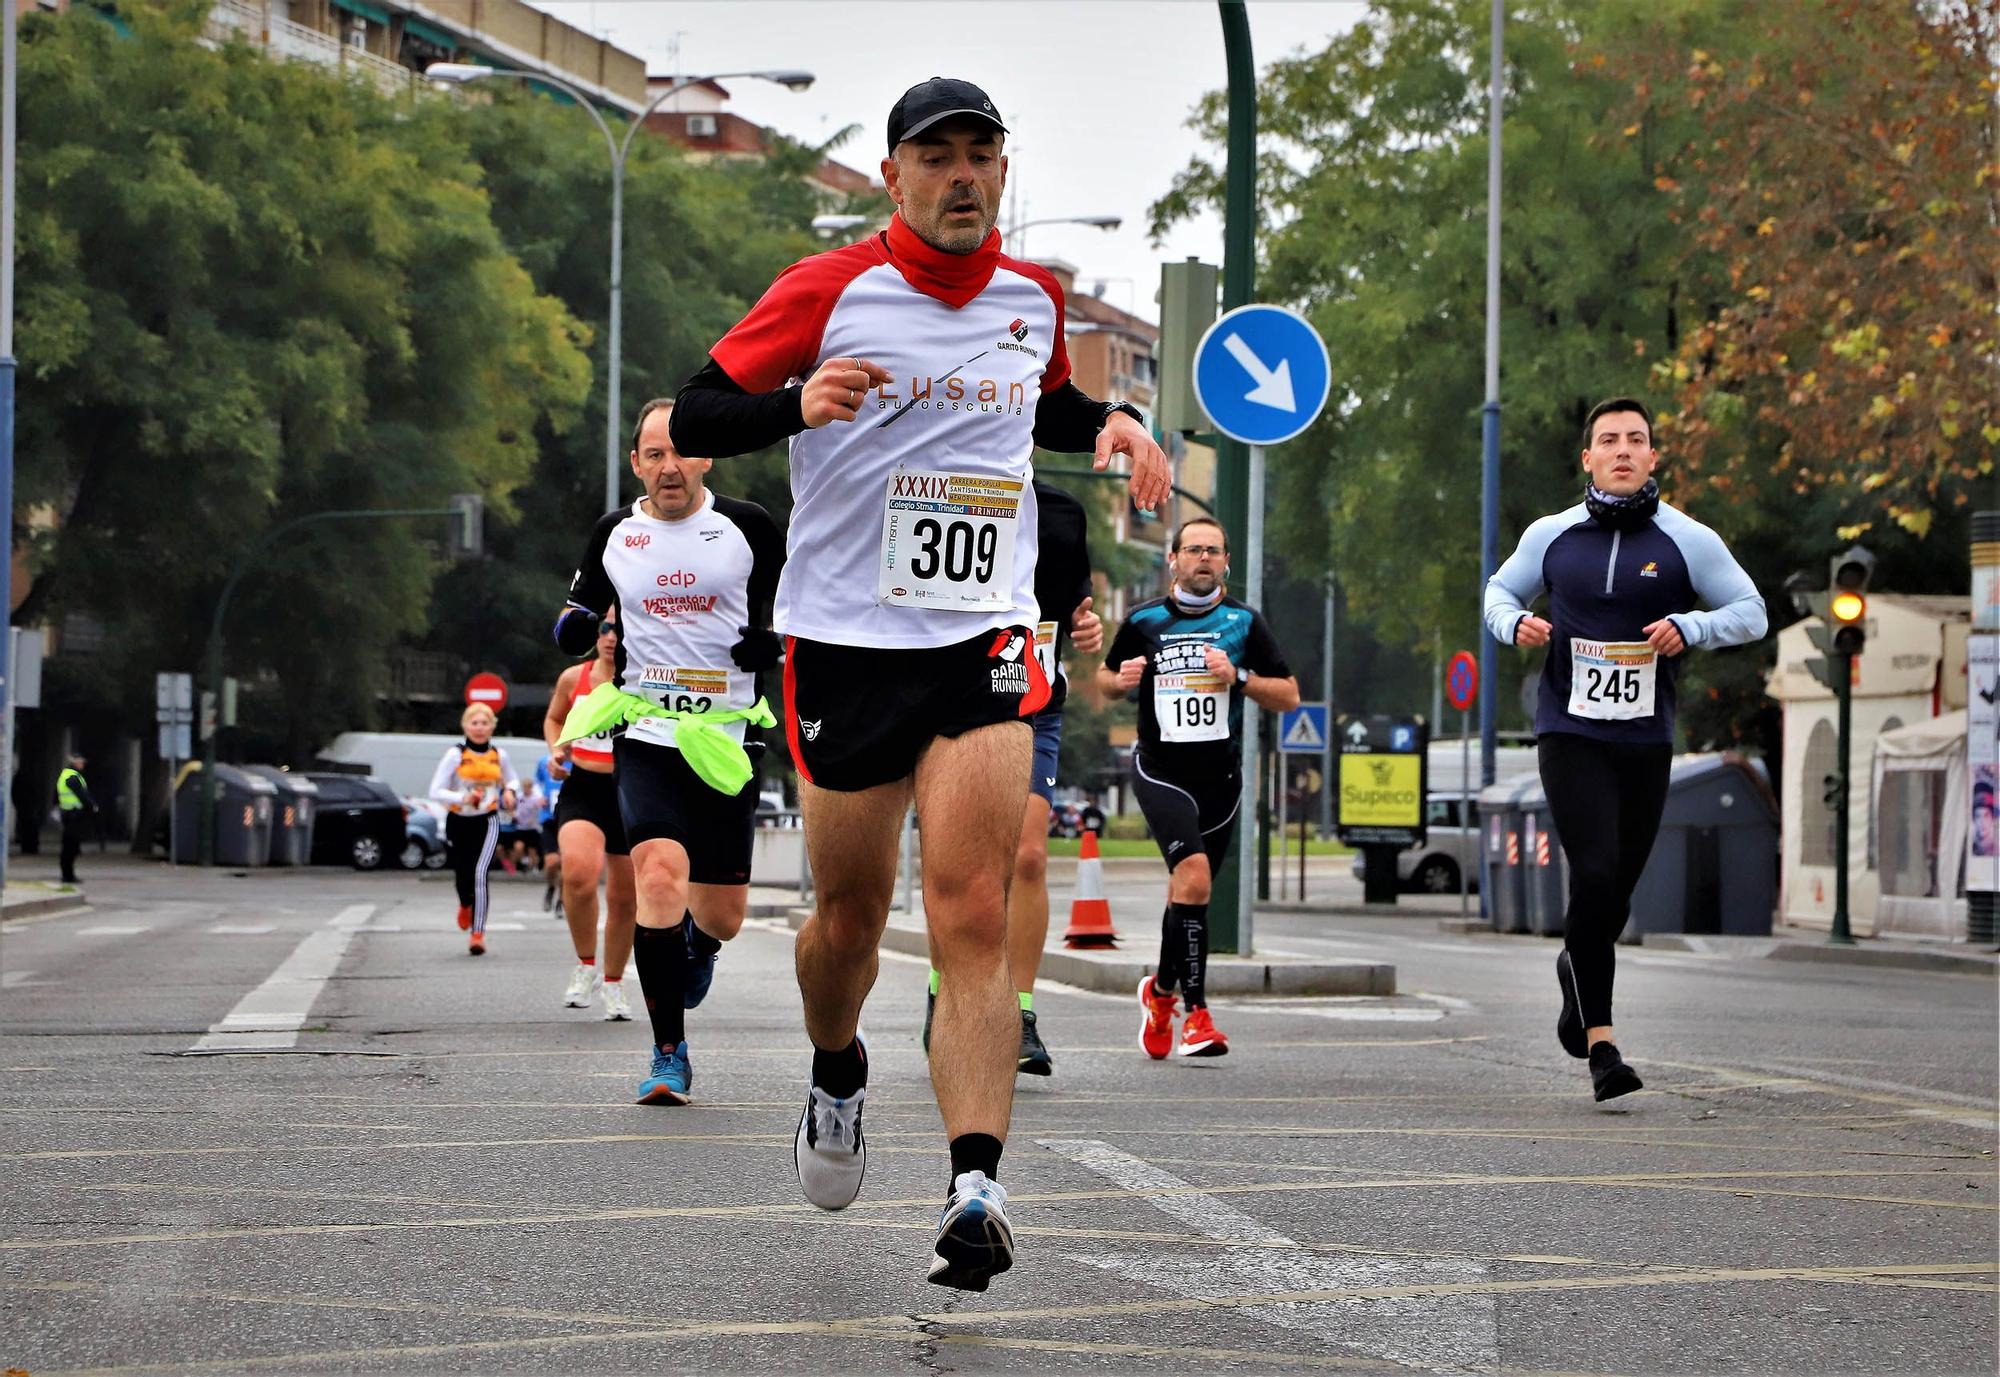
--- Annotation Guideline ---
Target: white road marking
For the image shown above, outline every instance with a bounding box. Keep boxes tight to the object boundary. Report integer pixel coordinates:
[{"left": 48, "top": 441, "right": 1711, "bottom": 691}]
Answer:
[
  {"left": 1233, "top": 1002, "right": 1446, "bottom": 1023},
  {"left": 1036, "top": 1139, "right": 1497, "bottom": 1370},
  {"left": 2, "top": 970, "right": 40, "bottom": 989},
  {"left": 76, "top": 925, "right": 150, "bottom": 936},
  {"left": 190, "top": 905, "right": 375, "bottom": 1054},
  {"left": 207, "top": 924, "right": 275, "bottom": 936}
]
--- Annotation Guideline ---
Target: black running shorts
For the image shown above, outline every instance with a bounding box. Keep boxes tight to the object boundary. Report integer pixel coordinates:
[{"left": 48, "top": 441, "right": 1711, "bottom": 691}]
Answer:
[
  {"left": 614, "top": 736, "right": 756, "bottom": 886},
  {"left": 1131, "top": 749, "right": 1241, "bottom": 874},
  {"left": 782, "top": 625, "right": 1050, "bottom": 793},
  {"left": 554, "top": 765, "right": 630, "bottom": 857}
]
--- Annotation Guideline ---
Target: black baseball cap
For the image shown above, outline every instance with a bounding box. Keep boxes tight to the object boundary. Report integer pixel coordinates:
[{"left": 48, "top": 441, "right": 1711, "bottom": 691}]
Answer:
[{"left": 886, "top": 77, "right": 1007, "bottom": 153}]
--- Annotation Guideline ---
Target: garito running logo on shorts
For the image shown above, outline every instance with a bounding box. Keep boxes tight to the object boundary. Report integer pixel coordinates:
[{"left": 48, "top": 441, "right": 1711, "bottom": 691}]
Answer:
[{"left": 987, "top": 629, "right": 1031, "bottom": 695}]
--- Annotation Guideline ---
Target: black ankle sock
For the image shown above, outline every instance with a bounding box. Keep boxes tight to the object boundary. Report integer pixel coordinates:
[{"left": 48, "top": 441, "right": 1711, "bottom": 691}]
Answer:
[
  {"left": 811, "top": 1038, "right": 868, "bottom": 1098},
  {"left": 948, "top": 1132, "right": 1003, "bottom": 1189},
  {"left": 632, "top": 923, "right": 687, "bottom": 1049},
  {"left": 686, "top": 911, "right": 722, "bottom": 957},
  {"left": 1170, "top": 901, "right": 1210, "bottom": 1009}
]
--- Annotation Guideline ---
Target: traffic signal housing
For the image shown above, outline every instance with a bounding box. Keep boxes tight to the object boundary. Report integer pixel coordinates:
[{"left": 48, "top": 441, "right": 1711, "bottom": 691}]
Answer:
[{"left": 1797, "top": 542, "right": 1875, "bottom": 691}]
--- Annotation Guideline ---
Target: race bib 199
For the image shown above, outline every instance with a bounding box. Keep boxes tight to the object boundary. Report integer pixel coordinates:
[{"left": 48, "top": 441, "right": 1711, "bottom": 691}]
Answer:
[
  {"left": 878, "top": 469, "right": 1021, "bottom": 612},
  {"left": 1567, "top": 640, "right": 1657, "bottom": 721},
  {"left": 1155, "top": 671, "right": 1230, "bottom": 742}
]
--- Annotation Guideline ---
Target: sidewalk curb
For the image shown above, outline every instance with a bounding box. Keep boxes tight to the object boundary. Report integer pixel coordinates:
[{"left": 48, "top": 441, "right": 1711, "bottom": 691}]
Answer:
[
  {"left": 782, "top": 908, "right": 1396, "bottom": 996},
  {"left": 1, "top": 892, "right": 92, "bottom": 923},
  {"left": 1644, "top": 932, "right": 1998, "bottom": 976}
]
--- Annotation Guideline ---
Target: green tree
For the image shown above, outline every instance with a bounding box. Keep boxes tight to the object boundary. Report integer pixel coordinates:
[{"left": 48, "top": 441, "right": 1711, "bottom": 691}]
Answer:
[{"left": 14, "top": 1, "right": 590, "bottom": 761}]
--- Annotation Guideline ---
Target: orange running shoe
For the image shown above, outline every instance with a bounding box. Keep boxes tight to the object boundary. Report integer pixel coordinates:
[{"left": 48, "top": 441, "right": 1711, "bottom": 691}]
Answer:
[
  {"left": 1137, "top": 977, "right": 1178, "bottom": 1060},
  {"left": 1177, "top": 1007, "right": 1228, "bottom": 1058},
  {"left": 456, "top": 905, "right": 473, "bottom": 932},
  {"left": 467, "top": 929, "right": 486, "bottom": 956}
]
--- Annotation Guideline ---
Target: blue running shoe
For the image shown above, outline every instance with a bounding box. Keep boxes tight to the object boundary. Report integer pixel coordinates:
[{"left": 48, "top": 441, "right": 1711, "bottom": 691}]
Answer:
[
  {"left": 636, "top": 1041, "right": 692, "bottom": 1106},
  {"left": 684, "top": 920, "right": 718, "bottom": 1009},
  {"left": 928, "top": 1170, "right": 1014, "bottom": 1292}
]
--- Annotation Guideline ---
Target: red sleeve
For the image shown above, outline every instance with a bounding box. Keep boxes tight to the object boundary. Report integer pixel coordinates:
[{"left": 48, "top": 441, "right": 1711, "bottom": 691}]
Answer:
[
  {"left": 708, "top": 238, "right": 888, "bottom": 393},
  {"left": 998, "top": 256, "right": 1073, "bottom": 393}
]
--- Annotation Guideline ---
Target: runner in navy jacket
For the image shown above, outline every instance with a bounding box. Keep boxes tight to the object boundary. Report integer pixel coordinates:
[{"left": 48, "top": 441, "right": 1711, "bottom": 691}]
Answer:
[{"left": 1484, "top": 397, "right": 1766, "bottom": 1101}]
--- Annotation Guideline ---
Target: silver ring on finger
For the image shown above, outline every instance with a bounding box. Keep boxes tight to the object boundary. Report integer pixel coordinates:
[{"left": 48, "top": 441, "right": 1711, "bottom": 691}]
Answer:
[{"left": 850, "top": 389, "right": 859, "bottom": 405}]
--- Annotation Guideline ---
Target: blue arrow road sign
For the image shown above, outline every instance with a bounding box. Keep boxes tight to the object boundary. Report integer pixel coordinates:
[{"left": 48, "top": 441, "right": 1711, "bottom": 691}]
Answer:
[
  {"left": 1279, "top": 703, "right": 1330, "bottom": 754},
  {"left": 1192, "top": 304, "right": 1331, "bottom": 446}
]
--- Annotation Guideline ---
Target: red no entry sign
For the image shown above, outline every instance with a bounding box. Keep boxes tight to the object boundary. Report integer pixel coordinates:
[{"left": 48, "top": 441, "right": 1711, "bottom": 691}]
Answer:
[
  {"left": 464, "top": 672, "right": 508, "bottom": 710},
  {"left": 1446, "top": 651, "right": 1479, "bottom": 712}
]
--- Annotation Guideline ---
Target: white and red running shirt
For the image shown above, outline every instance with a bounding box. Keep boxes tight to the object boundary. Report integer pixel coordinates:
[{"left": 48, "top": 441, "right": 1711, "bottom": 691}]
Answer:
[
  {"left": 702, "top": 217, "right": 1075, "bottom": 650},
  {"left": 563, "top": 491, "right": 785, "bottom": 749}
]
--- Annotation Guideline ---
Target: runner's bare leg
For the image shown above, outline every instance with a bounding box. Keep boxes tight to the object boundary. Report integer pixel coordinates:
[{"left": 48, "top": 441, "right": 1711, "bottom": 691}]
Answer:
[
  {"left": 795, "top": 777, "right": 911, "bottom": 1051},
  {"left": 918, "top": 720, "right": 1031, "bottom": 1141}
]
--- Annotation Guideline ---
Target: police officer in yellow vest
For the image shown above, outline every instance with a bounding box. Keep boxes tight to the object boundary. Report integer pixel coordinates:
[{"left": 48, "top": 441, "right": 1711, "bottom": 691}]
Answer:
[{"left": 56, "top": 754, "right": 98, "bottom": 885}]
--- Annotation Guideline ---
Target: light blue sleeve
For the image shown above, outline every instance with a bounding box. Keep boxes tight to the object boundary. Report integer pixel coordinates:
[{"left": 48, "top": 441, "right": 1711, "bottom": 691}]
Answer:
[
  {"left": 1483, "top": 509, "right": 1579, "bottom": 646},
  {"left": 1657, "top": 506, "right": 1768, "bottom": 650}
]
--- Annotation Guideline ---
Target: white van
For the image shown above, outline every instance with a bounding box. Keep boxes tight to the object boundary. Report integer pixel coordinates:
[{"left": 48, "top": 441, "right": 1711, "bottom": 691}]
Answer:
[{"left": 319, "top": 732, "right": 552, "bottom": 802}]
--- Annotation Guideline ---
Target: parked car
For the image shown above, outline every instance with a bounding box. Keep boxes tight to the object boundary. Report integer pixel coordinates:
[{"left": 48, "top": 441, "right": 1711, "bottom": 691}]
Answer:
[
  {"left": 304, "top": 773, "right": 408, "bottom": 870},
  {"left": 400, "top": 800, "right": 449, "bottom": 871},
  {"left": 1349, "top": 794, "right": 1482, "bottom": 894}
]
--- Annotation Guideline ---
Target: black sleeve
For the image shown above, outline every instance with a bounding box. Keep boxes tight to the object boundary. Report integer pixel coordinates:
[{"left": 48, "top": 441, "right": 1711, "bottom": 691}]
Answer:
[
  {"left": 1030, "top": 483, "right": 1094, "bottom": 630},
  {"left": 713, "top": 495, "right": 787, "bottom": 627},
  {"left": 670, "top": 357, "right": 807, "bottom": 459},
  {"left": 554, "top": 510, "right": 620, "bottom": 656},
  {"left": 1243, "top": 610, "right": 1293, "bottom": 680},
  {"left": 1104, "top": 616, "right": 1143, "bottom": 673},
  {"left": 1032, "top": 380, "right": 1111, "bottom": 454}
]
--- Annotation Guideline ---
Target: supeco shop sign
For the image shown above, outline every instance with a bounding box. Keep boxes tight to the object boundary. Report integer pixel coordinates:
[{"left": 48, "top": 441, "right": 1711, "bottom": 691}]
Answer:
[{"left": 1334, "top": 713, "right": 1429, "bottom": 848}]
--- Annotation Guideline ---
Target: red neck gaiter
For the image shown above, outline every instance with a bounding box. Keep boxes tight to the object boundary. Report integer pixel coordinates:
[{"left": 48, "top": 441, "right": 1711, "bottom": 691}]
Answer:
[{"left": 884, "top": 214, "right": 1000, "bottom": 309}]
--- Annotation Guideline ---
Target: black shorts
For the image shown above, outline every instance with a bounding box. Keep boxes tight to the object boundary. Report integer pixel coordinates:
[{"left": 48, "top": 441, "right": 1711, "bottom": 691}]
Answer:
[
  {"left": 783, "top": 626, "right": 1050, "bottom": 793},
  {"left": 615, "top": 736, "right": 756, "bottom": 886},
  {"left": 540, "top": 821, "right": 562, "bottom": 855},
  {"left": 554, "top": 766, "right": 630, "bottom": 857},
  {"left": 1131, "top": 750, "right": 1241, "bottom": 873}
]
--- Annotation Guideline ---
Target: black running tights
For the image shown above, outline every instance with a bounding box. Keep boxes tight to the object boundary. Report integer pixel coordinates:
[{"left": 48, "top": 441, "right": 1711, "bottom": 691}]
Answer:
[
  {"left": 1537, "top": 733, "right": 1672, "bottom": 1029},
  {"left": 445, "top": 811, "right": 499, "bottom": 936}
]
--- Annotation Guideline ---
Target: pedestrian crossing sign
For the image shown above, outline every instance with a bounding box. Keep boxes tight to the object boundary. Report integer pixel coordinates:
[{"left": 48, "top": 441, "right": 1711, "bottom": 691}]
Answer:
[{"left": 1279, "top": 703, "right": 1329, "bottom": 753}]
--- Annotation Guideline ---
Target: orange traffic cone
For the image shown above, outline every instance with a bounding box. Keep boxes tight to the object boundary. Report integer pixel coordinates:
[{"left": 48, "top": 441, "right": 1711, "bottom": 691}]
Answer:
[{"left": 1062, "top": 829, "right": 1117, "bottom": 948}]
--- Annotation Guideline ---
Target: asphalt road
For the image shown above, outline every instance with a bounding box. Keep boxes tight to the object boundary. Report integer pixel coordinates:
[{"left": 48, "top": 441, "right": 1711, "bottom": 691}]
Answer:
[{"left": 1, "top": 856, "right": 1994, "bottom": 1375}]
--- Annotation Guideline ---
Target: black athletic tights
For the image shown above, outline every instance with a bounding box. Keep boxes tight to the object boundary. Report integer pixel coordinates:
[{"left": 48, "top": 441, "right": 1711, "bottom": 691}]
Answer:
[
  {"left": 445, "top": 811, "right": 499, "bottom": 936},
  {"left": 1537, "top": 733, "right": 1672, "bottom": 1029}
]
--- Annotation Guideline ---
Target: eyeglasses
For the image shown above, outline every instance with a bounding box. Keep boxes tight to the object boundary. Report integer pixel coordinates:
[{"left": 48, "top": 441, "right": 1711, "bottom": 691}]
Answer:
[{"left": 1178, "top": 544, "right": 1226, "bottom": 558}]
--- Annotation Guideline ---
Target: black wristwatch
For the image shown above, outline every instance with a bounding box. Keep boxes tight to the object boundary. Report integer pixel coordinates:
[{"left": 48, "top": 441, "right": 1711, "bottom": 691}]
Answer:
[{"left": 1100, "top": 401, "right": 1144, "bottom": 430}]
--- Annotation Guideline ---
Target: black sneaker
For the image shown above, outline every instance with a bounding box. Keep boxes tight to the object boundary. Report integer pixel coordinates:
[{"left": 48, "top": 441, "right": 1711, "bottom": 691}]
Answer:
[
  {"left": 1589, "top": 1042, "right": 1643, "bottom": 1102},
  {"left": 922, "top": 988, "right": 935, "bottom": 1054},
  {"left": 1555, "top": 950, "right": 1588, "bottom": 1060},
  {"left": 1017, "top": 1009, "right": 1053, "bottom": 1077}
]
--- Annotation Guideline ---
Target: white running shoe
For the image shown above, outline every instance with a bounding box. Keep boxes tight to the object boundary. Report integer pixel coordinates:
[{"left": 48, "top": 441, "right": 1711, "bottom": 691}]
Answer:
[
  {"left": 928, "top": 1171, "right": 1014, "bottom": 1292},
  {"left": 561, "top": 963, "right": 599, "bottom": 1009},
  {"left": 600, "top": 980, "right": 633, "bottom": 1021},
  {"left": 794, "top": 1084, "right": 867, "bottom": 1211}
]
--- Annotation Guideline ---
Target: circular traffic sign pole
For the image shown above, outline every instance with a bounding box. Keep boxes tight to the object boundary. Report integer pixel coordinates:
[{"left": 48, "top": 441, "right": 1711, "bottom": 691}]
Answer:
[{"left": 1446, "top": 650, "right": 1480, "bottom": 919}]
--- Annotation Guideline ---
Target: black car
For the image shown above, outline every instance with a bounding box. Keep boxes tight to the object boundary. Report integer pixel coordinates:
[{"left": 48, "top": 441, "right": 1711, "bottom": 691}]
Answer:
[{"left": 304, "top": 773, "right": 408, "bottom": 870}]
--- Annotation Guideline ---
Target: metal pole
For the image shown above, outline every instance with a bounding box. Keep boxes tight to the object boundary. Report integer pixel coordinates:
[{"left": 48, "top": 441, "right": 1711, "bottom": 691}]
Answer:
[
  {"left": 1320, "top": 578, "right": 1334, "bottom": 837},
  {"left": 1212, "top": 0, "right": 1255, "bottom": 955},
  {"left": 1829, "top": 652, "right": 1855, "bottom": 944},
  {"left": 900, "top": 806, "right": 917, "bottom": 915},
  {"left": 1237, "top": 441, "right": 1265, "bottom": 955},
  {"left": 1277, "top": 759, "right": 1287, "bottom": 900},
  {"left": 1, "top": 0, "right": 16, "bottom": 899},
  {"left": 605, "top": 153, "right": 625, "bottom": 513},
  {"left": 1478, "top": 0, "right": 1504, "bottom": 789},
  {"left": 1459, "top": 707, "right": 1471, "bottom": 920}
]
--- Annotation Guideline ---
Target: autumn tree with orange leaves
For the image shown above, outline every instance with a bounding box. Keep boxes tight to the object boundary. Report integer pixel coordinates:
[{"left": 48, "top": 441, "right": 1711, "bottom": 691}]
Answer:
[{"left": 1626, "top": 0, "right": 1997, "bottom": 540}]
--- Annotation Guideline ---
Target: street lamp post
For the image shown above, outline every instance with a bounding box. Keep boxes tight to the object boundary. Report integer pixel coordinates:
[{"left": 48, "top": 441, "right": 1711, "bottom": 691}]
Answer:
[
  {"left": 426, "top": 64, "right": 813, "bottom": 513},
  {"left": 1002, "top": 214, "right": 1120, "bottom": 258}
]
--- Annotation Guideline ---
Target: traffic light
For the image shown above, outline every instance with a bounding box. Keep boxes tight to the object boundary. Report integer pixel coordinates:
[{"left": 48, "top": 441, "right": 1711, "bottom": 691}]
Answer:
[{"left": 1828, "top": 544, "right": 1874, "bottom": 655}]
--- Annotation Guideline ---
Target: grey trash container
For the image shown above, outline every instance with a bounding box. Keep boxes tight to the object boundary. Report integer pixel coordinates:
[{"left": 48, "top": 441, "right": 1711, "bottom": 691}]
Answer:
[
  {"left": 1478, "top": 778, "right": 1539, "bottom": 934},
  {"left": 173, "top": 764, "right": 278, "bottom": 866},
  {"left": 243, "top": 766, "right": 319, "bottom": 867},
  {"left": 1515, "top": 784, "right": 1569, "bottom": 937},
  {"left": 1625, "top": 754, "right": 1779, "bottom": 940}
]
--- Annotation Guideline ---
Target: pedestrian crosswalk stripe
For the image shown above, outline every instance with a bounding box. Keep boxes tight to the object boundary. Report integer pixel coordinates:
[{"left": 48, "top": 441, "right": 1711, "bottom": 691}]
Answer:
[{"left": 76, "top": 925, "right": 150, "bottom": 936}]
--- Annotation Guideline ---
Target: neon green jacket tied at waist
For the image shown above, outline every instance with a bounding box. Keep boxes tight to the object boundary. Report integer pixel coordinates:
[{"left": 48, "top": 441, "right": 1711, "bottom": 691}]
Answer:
[
  {"left": 556, "top": 683, "right": 775, "bottom": 797},
  {"left": 56, "top": 769, "right": 91, "bottom": 812}
]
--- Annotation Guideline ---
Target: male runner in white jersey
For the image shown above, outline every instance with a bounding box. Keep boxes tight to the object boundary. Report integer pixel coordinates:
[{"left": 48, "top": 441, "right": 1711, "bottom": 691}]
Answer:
[
  {"left": 671, "top": 77, "right": 1171, "bottom": 1291},
  {"left": 555, "top": 398, "right": 786, "bottom": 1105}
]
